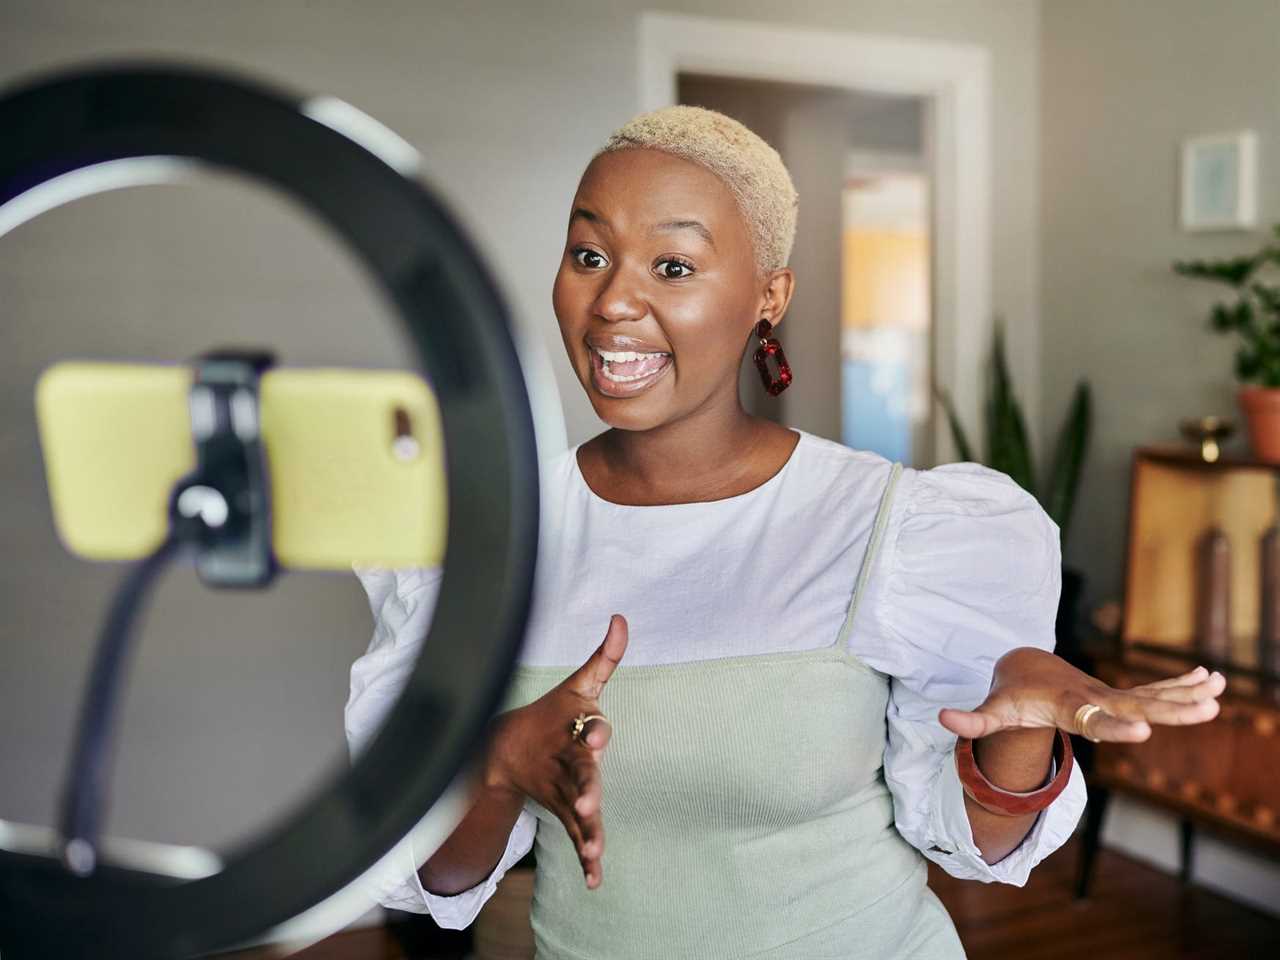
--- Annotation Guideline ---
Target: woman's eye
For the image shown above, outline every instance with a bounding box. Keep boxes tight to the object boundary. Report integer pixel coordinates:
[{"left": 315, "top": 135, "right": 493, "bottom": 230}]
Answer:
[
  {"left": 656, "top": 258, "right": 694, "bottom": 279},
  {"left": 572, "top": 248, "right": 607, "bottom": 269}
]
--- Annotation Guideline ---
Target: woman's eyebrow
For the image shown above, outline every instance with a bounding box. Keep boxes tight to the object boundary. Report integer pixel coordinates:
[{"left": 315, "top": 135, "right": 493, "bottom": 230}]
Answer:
[
  {"left": 570, "top": 207, "right": 606, "bottom": 228},
  {"left": 570, "top": 208, "right": 715, "bottom": 248},
  {"left": 650, "top": 219, "right": 715, "bottom": 248}
]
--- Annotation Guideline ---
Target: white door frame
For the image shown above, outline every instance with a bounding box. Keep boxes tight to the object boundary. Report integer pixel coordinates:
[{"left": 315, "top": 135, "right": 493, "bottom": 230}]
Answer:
[{"left": 639, "top": 11, "right": 991, "bottom": 461}]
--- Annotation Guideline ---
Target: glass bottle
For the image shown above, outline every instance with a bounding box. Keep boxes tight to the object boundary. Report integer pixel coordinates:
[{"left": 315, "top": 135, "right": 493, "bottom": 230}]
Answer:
[
  {"left": 1261, "top": 481, "right": 1280, "bottom": 677},
  {"left": 1195, "top": 525, "right": 1231, "bottom": 664}
]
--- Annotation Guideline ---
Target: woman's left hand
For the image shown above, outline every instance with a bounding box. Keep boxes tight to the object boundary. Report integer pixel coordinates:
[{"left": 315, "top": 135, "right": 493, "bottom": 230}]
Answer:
[{"left": 937, "top": 647, "right": 1226, "bottom": 743}]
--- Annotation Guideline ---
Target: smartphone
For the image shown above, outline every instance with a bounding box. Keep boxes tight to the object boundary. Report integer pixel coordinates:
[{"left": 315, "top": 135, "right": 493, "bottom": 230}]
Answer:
[{"left": 34, "top": 362, "right": 447, "bottom": 570}]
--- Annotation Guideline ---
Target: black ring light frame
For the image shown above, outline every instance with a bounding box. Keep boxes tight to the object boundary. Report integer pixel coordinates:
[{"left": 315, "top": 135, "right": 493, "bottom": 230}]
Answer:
[{"left": 0, "top": 63, "right": 539, "bottom": 958}]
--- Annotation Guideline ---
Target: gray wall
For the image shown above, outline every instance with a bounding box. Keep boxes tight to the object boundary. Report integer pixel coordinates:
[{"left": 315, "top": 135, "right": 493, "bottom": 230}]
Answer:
[
  {"left": 1040, "top": 0, "right": 1280, "bottom": 916},
  {"left": 0, "top": 0, "right": 1044, "bottom": 856},
  {"left": 1041, "top": 0, "right": 1280, "bottom": 604}
]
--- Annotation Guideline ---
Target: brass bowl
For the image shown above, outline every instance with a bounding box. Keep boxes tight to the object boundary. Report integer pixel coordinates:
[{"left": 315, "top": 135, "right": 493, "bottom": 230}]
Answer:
[{"left": 1179, "top": 416, "right": 1236, "bottom": 462}]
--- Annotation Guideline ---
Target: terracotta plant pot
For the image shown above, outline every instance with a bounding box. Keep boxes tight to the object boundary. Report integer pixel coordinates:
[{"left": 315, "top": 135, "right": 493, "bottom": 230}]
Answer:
[{"left": 1239, "top": 386, "right": 1280, "bottom": 462}]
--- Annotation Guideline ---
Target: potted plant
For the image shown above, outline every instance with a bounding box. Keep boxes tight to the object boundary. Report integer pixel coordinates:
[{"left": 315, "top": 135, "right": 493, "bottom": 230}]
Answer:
[
  {"left": 1174, "top": 224, "right": 1280, "bottom": 461},
  {"left": 935, "top": 324, "right": 1092, "bottom": 662}
]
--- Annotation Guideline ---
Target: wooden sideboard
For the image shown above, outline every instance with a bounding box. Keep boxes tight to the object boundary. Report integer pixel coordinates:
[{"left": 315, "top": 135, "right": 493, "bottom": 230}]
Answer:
[
  {"left": 1076, "top": 444, "right": 1280, "bottom": 896},
  {"left": 1076, "top": 642, "right": 1280, "bottom": 897}
]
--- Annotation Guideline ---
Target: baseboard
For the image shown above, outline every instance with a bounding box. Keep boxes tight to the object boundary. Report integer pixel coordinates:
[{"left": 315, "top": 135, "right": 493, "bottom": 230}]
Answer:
[{"left": 1101, "top": 794, "right": 1280, "bottom": 918}]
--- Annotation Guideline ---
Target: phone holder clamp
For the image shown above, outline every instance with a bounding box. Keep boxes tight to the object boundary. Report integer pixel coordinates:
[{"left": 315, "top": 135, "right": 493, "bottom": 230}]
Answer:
[{"left": 171, "top": 349, "right": 278, "bottom": 588}]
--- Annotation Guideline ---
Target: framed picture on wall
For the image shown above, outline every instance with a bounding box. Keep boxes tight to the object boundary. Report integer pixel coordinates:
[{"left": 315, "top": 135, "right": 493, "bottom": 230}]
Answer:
[{"left": 1180, "top": 130, "right": 1258, "bottom": 231}]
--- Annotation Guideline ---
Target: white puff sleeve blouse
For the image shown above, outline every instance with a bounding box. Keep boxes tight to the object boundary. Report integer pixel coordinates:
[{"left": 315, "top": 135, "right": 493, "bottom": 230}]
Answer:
[
  {"left": 855, "top": 461, "right": 1087, "bottom": 884},
  {"left": 343, "top": 429, "right": 1087, "bottom": 929}
]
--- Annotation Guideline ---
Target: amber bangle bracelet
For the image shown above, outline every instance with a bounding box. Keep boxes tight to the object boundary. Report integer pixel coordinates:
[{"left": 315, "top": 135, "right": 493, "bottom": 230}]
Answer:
[{"left": 954, "top": 728, "right": 1074, "bottom": 817}]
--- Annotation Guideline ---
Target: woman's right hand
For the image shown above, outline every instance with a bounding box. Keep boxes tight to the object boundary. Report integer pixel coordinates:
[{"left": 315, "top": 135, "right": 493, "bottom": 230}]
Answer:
[{"left": 483, "top": 614, "right": 628, "bottom": 889}]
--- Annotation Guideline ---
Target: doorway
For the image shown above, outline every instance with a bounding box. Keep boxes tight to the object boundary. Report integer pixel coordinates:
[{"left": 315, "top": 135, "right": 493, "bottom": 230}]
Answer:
[
  {"left": 641, "top": 11, "right": 992, "bottom": 467},
  {"left": 679, "top": 74, "right": 931, "bottom": 464}
]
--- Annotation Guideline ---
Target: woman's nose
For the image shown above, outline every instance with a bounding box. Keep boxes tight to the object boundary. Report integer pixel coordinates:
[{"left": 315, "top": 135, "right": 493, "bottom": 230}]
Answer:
[{"left": 592, "top": 266, "right": 647, "bottom": 323}]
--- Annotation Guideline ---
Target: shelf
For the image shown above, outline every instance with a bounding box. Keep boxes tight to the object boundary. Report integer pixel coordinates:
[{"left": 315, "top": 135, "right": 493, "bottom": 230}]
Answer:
[
  {"left": 1091, "top": 761, "right": 1280, "bottom": 853},
  {"left": 1137, "top": 444, "right": 1280, "bottom": 472}
]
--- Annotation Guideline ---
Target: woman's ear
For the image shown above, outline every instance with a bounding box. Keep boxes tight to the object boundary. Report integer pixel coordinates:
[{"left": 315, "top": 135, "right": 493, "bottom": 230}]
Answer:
[{"left": 759, "top": 267, "right": 795, "bottom": 328}]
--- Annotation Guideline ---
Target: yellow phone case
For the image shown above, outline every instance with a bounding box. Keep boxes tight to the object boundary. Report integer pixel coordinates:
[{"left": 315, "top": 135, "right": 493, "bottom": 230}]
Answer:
[{"left": 34, "top": 362, "right": 447, "bottom": 570}]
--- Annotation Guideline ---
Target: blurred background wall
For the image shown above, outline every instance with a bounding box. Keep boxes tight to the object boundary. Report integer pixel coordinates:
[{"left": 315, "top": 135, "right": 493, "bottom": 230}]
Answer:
[
  {"left": 1040, "top": 0, "right": 1280, "bottom": 914},
  {"left": 1042, "top": 0, "right": 1280, "bottom": 625}
]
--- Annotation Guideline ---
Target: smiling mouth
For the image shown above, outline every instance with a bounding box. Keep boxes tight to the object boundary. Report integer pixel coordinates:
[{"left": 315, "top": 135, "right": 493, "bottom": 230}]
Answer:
[{"left": 588, "top": 346, "right": 673, "bottom": 395}]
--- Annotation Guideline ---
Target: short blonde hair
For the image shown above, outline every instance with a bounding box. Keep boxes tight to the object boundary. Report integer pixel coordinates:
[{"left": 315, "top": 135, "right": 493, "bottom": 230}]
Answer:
[{"left": 596, "top": 105, "right": 798, "bottom": 274}]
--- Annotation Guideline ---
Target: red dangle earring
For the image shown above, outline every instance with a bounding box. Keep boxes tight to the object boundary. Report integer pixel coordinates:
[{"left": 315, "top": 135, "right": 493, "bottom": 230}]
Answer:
[{"left": 753, "top": 319, "right": 793, "bottom": 396}]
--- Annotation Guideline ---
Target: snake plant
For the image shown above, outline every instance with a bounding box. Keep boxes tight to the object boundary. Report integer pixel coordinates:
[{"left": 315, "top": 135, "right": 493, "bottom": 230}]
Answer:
[{"left": 936, "top": 323, "right": 1092, "bottom": 549}]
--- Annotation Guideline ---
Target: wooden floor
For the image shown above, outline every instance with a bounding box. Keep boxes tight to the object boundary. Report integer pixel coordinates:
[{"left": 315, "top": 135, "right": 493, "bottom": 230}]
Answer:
[
  {"left": 227, "top": 836, "right": 1279, "bottom": 959},
  {"left": 927, "top": 836, "right": 1280, "bottom": 959}
]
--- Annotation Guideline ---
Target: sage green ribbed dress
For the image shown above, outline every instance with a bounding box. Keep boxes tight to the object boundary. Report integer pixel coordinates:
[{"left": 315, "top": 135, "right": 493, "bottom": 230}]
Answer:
[{"left": 500, "top": 463, "right": 965, "bottom": 959}]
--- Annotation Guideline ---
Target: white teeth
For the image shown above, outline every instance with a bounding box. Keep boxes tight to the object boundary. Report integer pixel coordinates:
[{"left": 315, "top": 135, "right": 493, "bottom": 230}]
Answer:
[
  {"left": 592, "top": 346, "right": 672, "bottom": 383},
  {"left": 602, "top": 366, "right": 654, "bottom": 383},
  {"left": 595, "top": 348, "right": 669, "bottom": 362}
]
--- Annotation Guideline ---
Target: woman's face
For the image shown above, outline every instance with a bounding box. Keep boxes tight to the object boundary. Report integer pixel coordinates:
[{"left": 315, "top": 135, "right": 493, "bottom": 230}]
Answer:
[{"left": 552, "top": 148, "right": 779, "bottom": 432}]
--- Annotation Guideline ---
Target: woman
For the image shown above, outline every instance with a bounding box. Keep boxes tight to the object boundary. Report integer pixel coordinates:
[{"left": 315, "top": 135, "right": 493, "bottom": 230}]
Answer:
[{"left": 346, "top": 106, "right": 1224, "bottom": 958}]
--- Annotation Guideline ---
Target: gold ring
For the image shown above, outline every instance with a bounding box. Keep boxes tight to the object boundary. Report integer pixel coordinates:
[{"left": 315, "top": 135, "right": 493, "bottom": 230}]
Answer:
[
  {"left": 571, "top": 713, "right": 608, "bottom": 744},
  {"left": 1074, "top": 703, "right": 1104, "bottom": 743}
]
